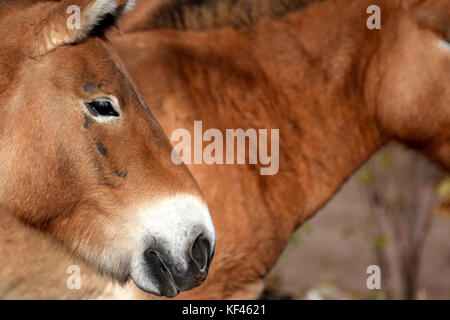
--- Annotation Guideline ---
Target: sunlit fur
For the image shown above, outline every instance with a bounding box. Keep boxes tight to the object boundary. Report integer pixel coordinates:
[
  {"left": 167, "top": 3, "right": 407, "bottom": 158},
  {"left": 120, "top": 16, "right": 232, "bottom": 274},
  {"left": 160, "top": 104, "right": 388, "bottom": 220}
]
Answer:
[{"left": 1, "top": 0, "right": 448, "bottom": 299}]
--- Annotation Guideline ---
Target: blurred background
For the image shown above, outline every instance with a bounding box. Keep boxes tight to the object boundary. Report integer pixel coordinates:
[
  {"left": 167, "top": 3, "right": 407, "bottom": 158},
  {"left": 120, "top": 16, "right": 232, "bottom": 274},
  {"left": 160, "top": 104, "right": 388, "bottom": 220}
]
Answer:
[{"left": 261, "top": 143, "right": 450, "bottom": 300}]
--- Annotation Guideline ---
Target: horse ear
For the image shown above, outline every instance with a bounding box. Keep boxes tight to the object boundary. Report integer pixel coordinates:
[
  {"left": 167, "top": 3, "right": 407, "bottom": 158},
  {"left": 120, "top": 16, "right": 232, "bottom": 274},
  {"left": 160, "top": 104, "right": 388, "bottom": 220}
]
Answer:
[{"left": 34, "top": 0, "right": 135, "bottom": 55}]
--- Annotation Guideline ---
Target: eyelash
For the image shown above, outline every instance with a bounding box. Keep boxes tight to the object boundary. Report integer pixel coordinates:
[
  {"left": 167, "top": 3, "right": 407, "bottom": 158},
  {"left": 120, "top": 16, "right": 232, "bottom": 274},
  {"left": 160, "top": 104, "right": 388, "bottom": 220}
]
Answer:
[{"left": 84, "top": 98, "right": 120, "bottom": 118}]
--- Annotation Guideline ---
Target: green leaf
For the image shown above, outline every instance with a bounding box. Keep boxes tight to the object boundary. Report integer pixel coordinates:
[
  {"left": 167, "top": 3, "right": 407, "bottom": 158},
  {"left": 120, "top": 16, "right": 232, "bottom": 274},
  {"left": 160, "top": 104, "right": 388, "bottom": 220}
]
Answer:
[
  {"left": 373, "top": 233, "right": 388, "bottom": 252},
  {"left": 301, "top": 222, "right": 314, "bottom": 235},
  {"left": 358, "top": 168, "right": 374, "bottom": 183},
  {"left": 287, "top": 232, "right": 300, "bottom": 248},
  {"left": 437, "top": 177, "right": 450, "bottom": 197},
  {"left": 378, "top": 151, "right": 394, "bottom": 170}
]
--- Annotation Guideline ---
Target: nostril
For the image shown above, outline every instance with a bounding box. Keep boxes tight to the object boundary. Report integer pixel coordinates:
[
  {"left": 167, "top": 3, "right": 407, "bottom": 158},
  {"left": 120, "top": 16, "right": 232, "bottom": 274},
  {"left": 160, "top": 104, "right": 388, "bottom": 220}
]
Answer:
[
  {"left": 143, "top": 250, "right": 179, "bottom": 297},
  {"left": 144, "top": 251, "right": 169, "bottom": 279},
  {"left": 190, "top": 234, "right": 210, "bottom": 272}
]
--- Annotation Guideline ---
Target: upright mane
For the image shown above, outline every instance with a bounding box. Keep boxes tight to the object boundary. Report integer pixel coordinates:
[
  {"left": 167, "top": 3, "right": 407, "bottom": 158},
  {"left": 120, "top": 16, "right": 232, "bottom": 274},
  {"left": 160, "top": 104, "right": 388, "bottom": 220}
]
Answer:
[{"left": 134, "top": 0, "right": 322, "bottom": 31}]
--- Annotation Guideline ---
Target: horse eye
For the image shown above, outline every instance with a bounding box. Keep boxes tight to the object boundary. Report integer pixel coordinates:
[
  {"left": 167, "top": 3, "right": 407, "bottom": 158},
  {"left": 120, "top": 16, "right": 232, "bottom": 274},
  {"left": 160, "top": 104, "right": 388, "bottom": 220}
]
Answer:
[{"left": 84, "top": 99, "right": 119, "bottom": 117}]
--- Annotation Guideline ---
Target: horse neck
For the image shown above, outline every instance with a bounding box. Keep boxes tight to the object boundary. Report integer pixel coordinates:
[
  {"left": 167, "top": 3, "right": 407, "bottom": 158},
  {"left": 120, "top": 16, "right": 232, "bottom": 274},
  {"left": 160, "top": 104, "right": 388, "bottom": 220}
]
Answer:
[
  {"left": 250, "top": 0, "right": 389, "bottom": 227},
  {"left": 201, "top": 1, "right": 386, "bottom": 227}
]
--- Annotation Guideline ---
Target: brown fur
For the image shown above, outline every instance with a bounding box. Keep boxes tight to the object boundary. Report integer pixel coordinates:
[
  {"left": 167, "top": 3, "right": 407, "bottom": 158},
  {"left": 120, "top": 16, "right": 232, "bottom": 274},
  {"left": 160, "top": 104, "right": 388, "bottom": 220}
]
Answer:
[
  {"left": 114, "top": 0, "right": 450, "bottom": 298},
  {"left": 2, "top": 0, "right": 449, "bottom": 299}
]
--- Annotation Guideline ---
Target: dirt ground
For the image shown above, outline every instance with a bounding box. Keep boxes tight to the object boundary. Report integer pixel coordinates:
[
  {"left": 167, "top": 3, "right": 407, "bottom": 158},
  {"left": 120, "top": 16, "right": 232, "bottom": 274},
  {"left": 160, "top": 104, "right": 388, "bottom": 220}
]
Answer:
[{"left": 264, "top": 154, "right": 450, "bottom": 300}]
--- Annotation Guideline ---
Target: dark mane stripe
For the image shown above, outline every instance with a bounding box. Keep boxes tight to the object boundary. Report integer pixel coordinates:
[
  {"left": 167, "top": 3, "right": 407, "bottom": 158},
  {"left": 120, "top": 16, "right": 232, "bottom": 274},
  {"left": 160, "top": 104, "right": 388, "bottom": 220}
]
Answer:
[{"left": 135, "top": 0, "right": 321, "bottom": 31}]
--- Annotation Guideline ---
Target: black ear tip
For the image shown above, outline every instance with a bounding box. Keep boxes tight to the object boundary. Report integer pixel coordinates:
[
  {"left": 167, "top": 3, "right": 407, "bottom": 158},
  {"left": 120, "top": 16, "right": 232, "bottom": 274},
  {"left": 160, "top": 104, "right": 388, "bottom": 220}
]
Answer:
[
  {"left": 88, "top": 12, "right": 119, "bottom": 37},
  {"left": 88, "top": 1, "right": 133, "bottom": 38}
]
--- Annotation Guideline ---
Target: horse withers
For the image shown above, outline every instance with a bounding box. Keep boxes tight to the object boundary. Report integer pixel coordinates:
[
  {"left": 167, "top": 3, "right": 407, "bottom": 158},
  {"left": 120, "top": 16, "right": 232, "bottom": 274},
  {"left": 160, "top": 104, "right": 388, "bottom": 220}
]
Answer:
[{"left": 0, "top": 0, "right": 215, "bottom": 298}]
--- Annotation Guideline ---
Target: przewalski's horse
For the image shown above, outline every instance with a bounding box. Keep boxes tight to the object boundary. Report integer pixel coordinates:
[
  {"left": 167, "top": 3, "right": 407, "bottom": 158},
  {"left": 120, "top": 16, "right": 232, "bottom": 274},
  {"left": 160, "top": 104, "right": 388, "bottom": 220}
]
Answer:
[
  {"left": 111, "top": 0, "right": 450, "bottom": 299},
  {"left": 0, "top": 0, "right": 215, "bottom": 298}
]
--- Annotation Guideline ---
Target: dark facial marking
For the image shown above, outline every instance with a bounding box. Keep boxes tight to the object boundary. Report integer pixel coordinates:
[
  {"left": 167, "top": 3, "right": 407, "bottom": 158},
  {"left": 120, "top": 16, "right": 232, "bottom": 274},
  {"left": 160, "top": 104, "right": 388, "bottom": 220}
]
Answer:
[
  {"left": 83, "top": 113, "right": 93, "bottom": 129},
  {"left": 96, "top": 142, "right": 108, "bottom": 156},
  {"left": 114, "top": 170, "right": 127, "bottom": 178},
  {"left": 83, "top": 82, "right": 97, "bottom": 93}
]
